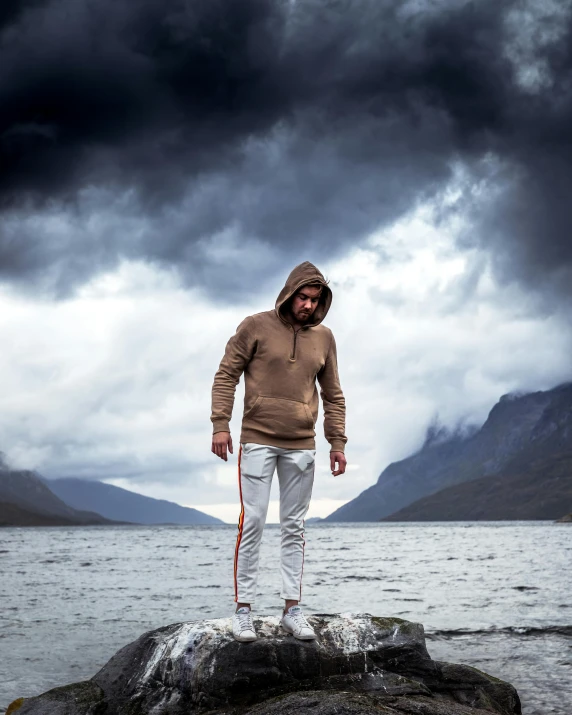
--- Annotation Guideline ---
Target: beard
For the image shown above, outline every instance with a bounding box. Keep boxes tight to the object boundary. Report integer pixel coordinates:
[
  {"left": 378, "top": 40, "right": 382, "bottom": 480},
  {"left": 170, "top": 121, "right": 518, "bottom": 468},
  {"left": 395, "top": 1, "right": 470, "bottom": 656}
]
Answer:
[{"left": 294, "top": 309, "right": 312, "bottom": 322}]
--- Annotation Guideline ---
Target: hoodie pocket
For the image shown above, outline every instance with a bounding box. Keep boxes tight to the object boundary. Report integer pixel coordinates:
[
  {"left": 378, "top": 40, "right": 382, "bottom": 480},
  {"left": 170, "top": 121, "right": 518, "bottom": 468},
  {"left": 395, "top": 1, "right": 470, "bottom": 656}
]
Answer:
[{"left": 243, "top": 396, "right": 314, "bottom": 438}]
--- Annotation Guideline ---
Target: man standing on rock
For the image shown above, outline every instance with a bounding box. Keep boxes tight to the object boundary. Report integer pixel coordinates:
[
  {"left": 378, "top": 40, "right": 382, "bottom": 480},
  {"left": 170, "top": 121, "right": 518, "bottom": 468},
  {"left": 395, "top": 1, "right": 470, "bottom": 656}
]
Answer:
[{"left": 211, "top": 261, "right": 347, "bottom": 642}]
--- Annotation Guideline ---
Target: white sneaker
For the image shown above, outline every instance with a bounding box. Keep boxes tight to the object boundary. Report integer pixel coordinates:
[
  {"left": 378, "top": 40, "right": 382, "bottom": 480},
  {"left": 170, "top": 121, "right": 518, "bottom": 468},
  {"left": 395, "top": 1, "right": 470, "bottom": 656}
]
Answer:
[
  {"left": 280, "top": 606, "right": 317, "bottom": 640},
  {"left": 232, "top": 607, "right": 257, "bottom": 642}
]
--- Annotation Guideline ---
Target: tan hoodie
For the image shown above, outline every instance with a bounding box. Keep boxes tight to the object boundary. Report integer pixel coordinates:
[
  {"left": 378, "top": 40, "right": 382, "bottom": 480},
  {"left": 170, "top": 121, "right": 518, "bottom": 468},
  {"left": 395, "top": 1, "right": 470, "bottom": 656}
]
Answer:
[{"left": 211, "top": 261, "right": 347, "bottom": 452}]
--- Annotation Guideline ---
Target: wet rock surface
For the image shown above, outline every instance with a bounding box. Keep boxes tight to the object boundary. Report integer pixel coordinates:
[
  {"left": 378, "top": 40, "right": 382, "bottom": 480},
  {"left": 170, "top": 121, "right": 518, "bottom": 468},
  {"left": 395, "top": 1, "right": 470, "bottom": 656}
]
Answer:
[{"left": 10, "top": 614, "right": 521, "bottom": 715}]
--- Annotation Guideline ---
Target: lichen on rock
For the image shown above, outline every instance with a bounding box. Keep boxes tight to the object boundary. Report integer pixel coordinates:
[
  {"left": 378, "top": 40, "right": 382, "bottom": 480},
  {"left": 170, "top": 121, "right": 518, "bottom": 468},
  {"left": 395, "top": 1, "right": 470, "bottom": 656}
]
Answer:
[{"left": 6, "top": 698, "right": 24, "bottom": 715}]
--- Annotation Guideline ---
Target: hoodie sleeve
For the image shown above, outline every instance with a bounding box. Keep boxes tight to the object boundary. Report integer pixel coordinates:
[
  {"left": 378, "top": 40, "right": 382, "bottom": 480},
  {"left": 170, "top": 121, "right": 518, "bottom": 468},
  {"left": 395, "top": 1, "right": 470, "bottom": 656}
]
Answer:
[
  {"left": 317, "top": 333, "right": 347, "bottom": 452},
  {"left": 211, "top": 317, "right": 257, "bottom": 434}
]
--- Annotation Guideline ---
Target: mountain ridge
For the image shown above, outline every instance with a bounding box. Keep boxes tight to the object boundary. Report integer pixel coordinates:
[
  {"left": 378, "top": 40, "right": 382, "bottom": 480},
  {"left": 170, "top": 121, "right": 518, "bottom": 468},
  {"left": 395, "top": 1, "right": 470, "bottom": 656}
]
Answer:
[
  {"left": 326, "top": 382, "right": 572, "bottom": 522},
  {"left": 0, "top": 468, "right": 116, "bottom": 525},
  {"left": 0, "top": 501, "right": 106, "bottom": 527},
  {"left": 44, "top": 477, "right": 224, "bottom": 525},
  {"left": 381, "top": 451, "right": 572, "bottom": 521},
  {"left": 0, "top": 460, "right": 224, "bottom": 526}
]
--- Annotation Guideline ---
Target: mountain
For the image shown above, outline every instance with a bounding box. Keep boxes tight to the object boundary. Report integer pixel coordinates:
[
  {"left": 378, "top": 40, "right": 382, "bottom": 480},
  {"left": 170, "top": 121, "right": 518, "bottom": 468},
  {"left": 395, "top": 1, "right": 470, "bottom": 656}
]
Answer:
[
  {"left": 0, "top": 468, "right": 114, "bottom": 525},
  {"left": 44, "top": 477, "right": 224, "bottom": 525},
  {"left": 325, "top": 382, "right": 572, "bottom": 522},
  {"left": 0, "top": 501, "right": 100, "bottom": 527},
  {"left": 381, "top": 452, "right": 572, "bottom": 521}
]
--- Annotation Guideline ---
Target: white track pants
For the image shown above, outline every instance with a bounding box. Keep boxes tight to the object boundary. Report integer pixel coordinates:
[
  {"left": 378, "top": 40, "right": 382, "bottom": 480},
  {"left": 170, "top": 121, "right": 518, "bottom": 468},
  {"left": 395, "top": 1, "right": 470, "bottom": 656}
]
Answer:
[{"left": 234, "top": 442, "right": 316, "bottom": 604}]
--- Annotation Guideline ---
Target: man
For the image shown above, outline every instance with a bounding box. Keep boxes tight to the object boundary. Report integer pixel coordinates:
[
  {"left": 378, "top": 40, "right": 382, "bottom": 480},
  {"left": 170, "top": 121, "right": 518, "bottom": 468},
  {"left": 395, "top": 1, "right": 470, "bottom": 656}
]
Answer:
[{"left": 211, "top": 261, "right": 347, "bottom": 642}]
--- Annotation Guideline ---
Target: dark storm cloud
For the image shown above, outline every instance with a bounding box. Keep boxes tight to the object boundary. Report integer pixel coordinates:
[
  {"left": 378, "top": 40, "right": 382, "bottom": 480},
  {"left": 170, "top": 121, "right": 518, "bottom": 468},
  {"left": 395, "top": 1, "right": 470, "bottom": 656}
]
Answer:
[
  {"left": 1, "top": 0, "right": 572, "bottom": 299},
  {"left": 0, "top": 0, "right": 46, "bottom": 31}
]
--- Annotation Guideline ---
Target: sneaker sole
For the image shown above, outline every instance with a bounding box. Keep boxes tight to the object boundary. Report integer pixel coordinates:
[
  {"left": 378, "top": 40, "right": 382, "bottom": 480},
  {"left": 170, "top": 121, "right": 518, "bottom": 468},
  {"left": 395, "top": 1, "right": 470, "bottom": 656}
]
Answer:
[
  {"left": 233, "top": 633, "right": 257, "bottom": 642},
  {"left": 280, "top": 623, "right": 317, "bottom": 640}
]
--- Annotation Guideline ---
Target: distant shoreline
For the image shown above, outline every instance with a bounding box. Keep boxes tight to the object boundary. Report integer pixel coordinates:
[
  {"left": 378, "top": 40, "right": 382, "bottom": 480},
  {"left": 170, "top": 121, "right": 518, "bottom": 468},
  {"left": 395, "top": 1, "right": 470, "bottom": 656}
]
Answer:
[{"left": 1, "top": 519, "right": 561, "bottom": 528}]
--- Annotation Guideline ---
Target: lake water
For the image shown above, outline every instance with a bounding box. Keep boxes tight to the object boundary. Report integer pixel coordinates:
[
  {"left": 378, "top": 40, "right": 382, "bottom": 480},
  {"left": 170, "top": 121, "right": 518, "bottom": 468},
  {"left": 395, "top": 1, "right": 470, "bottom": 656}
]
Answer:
[{"left": 1, "top": 522, "right": 570, "bottom": 714}]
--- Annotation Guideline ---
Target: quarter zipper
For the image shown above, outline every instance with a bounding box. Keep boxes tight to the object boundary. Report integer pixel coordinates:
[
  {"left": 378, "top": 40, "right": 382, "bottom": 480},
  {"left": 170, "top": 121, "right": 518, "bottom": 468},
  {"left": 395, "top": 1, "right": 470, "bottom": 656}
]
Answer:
[
  {"left": 284, "top": 321, "right": 307, "bottom": 362},
  {"left": 290, "top": 329, "right": 299, "bottom": 361}
]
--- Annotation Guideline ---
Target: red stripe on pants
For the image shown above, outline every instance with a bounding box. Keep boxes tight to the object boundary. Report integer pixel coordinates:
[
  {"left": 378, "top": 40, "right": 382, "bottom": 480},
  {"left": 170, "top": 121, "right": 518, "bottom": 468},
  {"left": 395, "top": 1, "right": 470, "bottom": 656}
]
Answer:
[{"left": 233, "top": 445, "right": 244, "bottom": 602}]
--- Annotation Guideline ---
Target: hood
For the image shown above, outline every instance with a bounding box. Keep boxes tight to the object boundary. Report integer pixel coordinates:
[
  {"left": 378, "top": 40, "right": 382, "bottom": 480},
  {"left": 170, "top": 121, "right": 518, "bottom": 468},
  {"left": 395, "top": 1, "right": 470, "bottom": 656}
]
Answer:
[{"left": 275, "top": 261, "right": 332, "bottom": 327}]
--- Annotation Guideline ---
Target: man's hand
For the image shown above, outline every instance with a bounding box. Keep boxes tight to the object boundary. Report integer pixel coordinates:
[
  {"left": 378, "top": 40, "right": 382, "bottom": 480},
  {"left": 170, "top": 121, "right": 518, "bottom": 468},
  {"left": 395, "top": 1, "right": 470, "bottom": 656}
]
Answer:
[
  {"left": 212, "top": 432, "right": 233, "bottom": 461},
  {"left": 330, "top": 451, "right": 347, "bottom": 476}
]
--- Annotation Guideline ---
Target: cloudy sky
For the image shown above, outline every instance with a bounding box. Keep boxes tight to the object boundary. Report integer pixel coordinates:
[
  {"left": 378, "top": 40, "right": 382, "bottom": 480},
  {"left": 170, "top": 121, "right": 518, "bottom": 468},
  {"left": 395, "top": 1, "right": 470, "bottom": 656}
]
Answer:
[{"left": 2, "top": 0, "right": 572, "bottom": 522}]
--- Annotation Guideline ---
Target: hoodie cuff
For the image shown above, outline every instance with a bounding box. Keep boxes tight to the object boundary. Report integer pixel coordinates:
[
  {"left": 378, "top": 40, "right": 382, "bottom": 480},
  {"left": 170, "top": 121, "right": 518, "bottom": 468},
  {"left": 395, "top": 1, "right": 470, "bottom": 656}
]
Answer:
[
  {"left": 212, "top": 419, "right": 231, "bottom": 434},
  {"left": 329, "top": 440, "right": 346, "bottom": 453}
]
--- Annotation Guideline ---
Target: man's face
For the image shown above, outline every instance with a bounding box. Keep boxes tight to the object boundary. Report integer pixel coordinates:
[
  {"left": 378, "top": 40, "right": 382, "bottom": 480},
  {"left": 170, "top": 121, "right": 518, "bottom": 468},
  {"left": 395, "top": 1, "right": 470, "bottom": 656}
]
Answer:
[{"left": 290, "top": 285, "right": 322, "bottom": 323}]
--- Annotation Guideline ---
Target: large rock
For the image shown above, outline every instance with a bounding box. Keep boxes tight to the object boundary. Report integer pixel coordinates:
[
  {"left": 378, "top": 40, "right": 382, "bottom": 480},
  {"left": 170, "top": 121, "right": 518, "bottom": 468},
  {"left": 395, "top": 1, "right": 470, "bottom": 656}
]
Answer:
[{"left": 10, "top": 614, "right": 521, "bottom": 715}]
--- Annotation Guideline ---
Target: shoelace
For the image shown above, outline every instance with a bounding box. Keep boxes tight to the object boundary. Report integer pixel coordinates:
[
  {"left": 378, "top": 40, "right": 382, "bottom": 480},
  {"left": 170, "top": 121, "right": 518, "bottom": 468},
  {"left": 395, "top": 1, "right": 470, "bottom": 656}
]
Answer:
[
  {"left": 236, "top": 610, "right": 254, "bottom": 632},
  {"left": 289, "top": 609, "right": 311, "bottom": 629}
]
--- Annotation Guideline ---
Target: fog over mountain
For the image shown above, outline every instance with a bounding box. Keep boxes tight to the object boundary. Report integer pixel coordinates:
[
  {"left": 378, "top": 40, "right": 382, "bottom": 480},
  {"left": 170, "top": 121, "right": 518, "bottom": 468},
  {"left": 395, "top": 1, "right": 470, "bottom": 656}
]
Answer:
[{"left": 1, "top": 0, "right": 572, "bottom": 520}]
